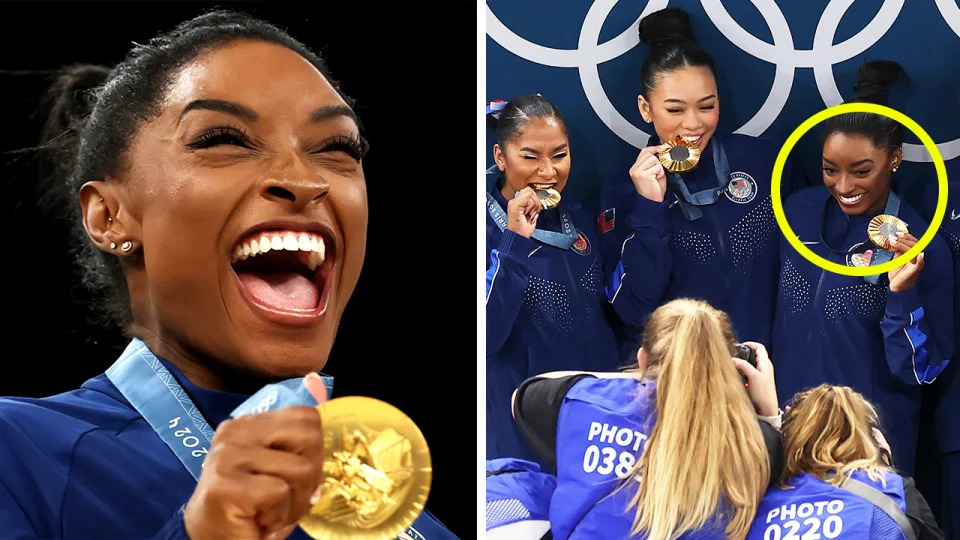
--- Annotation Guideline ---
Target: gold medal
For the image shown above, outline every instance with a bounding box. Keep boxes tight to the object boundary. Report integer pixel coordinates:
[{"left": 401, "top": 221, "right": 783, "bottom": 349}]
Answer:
[
  {"left": 657, "top": 137, "right": 702, "bottom": 173},
  {"left": 533, "top": 183, "right": 561, "bottom": 209},
  {"left": 300, "top": 397, "right": 432, "bottom": 540},
  {"left": 867, "top": 215, "right": 908, "bottom": 251}
]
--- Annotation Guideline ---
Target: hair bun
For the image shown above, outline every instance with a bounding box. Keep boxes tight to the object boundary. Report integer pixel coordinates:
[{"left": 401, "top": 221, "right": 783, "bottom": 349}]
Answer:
[
  {"left": 638, "top": 7, "right": 696, "bottom": 49},
  {"left": 37, "top": 64, "right": 111, "bottom": 200},
  {"left": 41, "top": 64, "right": 111, "bottom": 132},
  {"left": 852, "top": 60, "right": 904, "bottom": 105}
]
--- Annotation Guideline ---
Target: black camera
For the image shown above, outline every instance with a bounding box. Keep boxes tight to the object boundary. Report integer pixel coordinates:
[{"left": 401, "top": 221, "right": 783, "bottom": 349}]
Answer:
[
  {"left": 733, "top": 343, "right": 757, "bottom": 369},
  {"left": 734, "top": 343, "right": 758, "bottom": 385}
]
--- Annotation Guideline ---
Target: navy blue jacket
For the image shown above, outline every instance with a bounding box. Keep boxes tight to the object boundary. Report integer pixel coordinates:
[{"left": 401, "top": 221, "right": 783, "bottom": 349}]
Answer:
[
  {"left": 0, "top": 351, "right": 456, "bottom": 539},
  {"left": 600, "top": 133, "right": 804, "bottom": 356},
  {"left": 773, "top": 186, "right": 954, "bottom": 473},
  {"left": 910, "top": 163, "right": 960, "bottom": 455},
  {"left": 485, "top": 184, "right": 620, "bottom": 465}
]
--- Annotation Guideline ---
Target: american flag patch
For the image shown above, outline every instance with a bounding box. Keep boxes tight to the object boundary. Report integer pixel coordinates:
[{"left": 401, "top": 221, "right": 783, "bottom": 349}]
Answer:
[{"left": 598, "top": 208, "right": 615, "bottom": 235}]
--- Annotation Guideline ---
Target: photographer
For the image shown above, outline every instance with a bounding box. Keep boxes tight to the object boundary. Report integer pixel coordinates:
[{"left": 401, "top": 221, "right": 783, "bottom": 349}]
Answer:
[
  {"left": 748, "top": 385, "right": 943, "bottom": 540},
  {"left": 510, "top": 298, "right": 782, "bottom": 539}
]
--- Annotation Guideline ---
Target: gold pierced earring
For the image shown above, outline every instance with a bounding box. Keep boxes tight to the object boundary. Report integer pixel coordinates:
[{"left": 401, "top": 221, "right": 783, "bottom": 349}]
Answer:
[{"left": 121, "top": 241, "right": 133, "bottom": 252}]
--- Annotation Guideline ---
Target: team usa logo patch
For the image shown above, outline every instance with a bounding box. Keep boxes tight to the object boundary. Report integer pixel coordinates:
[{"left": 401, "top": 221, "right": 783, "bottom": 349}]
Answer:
[
  {"left": 725, "top": 172, "right": 758, "bottom": 204},
  {"left": 846, "top": 241, "right": 875, "bottom": 267},
  {"left": 598, "top": 208, "right": 615, "bottom": 235},
  {"left": 397, "top": 527, "right": 426, "bottom": 540},
  {"left": 572, "top": 229, "right": 591, "bottom": 256}
]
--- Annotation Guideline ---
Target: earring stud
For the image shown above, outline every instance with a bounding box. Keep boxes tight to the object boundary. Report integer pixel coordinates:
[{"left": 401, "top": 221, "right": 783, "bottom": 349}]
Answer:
[
  {"left": 121, "top": 241, "right": 133, "bottom": 252},
  {"left": 110, "top": 242, "right": 117, "bottom": 249}
]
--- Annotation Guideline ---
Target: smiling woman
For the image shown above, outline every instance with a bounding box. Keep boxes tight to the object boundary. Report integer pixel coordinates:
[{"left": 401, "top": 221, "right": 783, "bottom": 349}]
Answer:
[
  {"left": 485, "top": 95, "right": 622, "bottom": 466},
  {"left": 772, "top": 60, "right": 955, "bottom": 480},
  {"left": 0, "top": 6, "right": 468, "bottom": 540}
]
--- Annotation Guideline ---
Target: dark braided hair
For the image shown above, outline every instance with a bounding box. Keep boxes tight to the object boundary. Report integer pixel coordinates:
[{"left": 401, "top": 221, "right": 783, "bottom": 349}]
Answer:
[{"left": 37, "top": 9, "right": 353, "bottom": 331}]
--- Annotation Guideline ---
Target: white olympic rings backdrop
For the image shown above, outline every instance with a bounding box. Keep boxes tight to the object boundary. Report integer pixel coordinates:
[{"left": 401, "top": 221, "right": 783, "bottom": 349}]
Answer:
[{"left": 486, "top": 0, "right": 960, "bottom": 202}]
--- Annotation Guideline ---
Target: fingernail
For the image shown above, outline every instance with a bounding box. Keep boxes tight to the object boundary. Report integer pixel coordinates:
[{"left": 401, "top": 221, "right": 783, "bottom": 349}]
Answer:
[
  {"left": 304, "top": 373, "right": 321, "bottom": 385},
  {"left": 888, "top": 235, "right": 897, "bottom": 244},
  {"left": 310, "top": 489, "right": 321, "bottom": 505}
]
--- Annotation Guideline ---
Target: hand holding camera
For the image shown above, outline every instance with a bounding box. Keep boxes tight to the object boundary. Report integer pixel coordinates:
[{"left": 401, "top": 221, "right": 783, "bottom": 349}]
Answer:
[{"left": 731, "top": 342, "right": 779, "bottom": 417}]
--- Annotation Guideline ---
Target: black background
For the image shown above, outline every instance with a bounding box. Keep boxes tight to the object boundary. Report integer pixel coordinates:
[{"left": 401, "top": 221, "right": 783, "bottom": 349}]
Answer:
[{"left": 0, "top": 2, "right": 476, "bottom": 537}]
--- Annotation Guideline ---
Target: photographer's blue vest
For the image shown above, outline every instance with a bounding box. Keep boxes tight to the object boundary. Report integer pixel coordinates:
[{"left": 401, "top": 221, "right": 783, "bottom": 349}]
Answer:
[
  {"left": 747, "top": 471, "right": 908, "bottom": 540},
  {"left": 550, "top": 377, "right": 727, "bottom": 539}
]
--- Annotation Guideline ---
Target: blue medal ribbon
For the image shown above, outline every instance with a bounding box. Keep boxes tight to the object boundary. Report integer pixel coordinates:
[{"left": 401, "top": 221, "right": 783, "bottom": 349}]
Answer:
[
  {"left": 818, "top": 191, "right": 902, "bottom": 285},
  {"left": 863, "top": 192, "right": 901, "bottom": 285},
  {"left": 106, "top": 341, "right": 439, "bottom": 539},
  {"left": 106, "top": 339, "right": 334, "bottom": 481}
]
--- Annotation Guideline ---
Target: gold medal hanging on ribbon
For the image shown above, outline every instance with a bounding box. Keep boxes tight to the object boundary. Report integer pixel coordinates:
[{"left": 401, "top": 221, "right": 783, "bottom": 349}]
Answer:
[
  {"left": 658, "top": 137, "right": 702, "bottom": 173},
  {"left": 867, "top": 215, "right": 909, "bottom": 251},
  {"left": 533, "top": 183, "right": 561, "bottom": 209},
  {"left": 300, "top": 396, "right": 432, "bottom": 540}
]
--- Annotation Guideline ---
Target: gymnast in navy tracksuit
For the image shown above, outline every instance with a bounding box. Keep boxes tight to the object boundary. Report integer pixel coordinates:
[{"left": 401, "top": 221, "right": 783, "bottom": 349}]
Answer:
[
  {"left": 772, "top": 62, "right": 954, "bottom": 476},
  {"left": 600, "top": 7, "right": 804, "bottom": 359},
  {"left": 486, "top": 96, "right": 620, "bottom": 464},
  {"left": 511, "top": 299, "right": 784, "bottom": 539},
  {"left": 0, "top": 14, "right": 457, "bottom": 539}
]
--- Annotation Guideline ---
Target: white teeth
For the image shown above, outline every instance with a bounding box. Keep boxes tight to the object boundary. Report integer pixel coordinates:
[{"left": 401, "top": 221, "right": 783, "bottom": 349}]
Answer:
[
  {"left": 840, "top": 194, "right": 864, "bottom": 204},
  {"left": 283, "top": 234, "right": 298, "bottom": 251},
  {"left": 232, "top": 230, "right": 328, "bottom": 264}
]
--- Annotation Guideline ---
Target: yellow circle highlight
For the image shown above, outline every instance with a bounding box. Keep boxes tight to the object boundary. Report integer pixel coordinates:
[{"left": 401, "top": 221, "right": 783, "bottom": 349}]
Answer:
[{"left": 771, "top": 103, "right": 948, "bottom": 276}]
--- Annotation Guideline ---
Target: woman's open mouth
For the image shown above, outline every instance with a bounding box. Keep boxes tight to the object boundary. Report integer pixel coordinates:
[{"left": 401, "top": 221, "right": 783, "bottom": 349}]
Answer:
[{"left": 229, "top": 228, "right": 336, "bottom": 327}]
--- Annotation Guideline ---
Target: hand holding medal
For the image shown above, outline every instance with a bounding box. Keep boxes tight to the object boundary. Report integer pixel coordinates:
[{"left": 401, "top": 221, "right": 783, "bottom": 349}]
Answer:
[
  {"left": 884, "top": 230, "right": 925, "bottom": 292},
  {"left": 629, "top": 144, "right": 670, "bottom": 202},
  {"left": 184, "top": 375, "right": 431, "bottom": 540},
  {"left": 505, "top": 187, "right": 543, "bottom": 238}
]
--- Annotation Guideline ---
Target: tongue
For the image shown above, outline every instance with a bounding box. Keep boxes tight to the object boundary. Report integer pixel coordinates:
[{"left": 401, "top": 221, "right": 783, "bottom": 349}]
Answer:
[{"left": 237, "top": 271, "right": 319, "bottom": 311}]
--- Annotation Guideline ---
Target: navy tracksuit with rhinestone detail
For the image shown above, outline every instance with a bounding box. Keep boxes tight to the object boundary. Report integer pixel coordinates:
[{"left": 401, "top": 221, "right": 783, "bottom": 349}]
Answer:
[
  {"left": 485, "top": 183, "right": 620, "bottom": 466},
  {"left": 773, "top": 185, "right": 954, "bottom": 475},
  {"left": 600, "top": 133, "right": 804, "bottom": 360}
]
